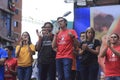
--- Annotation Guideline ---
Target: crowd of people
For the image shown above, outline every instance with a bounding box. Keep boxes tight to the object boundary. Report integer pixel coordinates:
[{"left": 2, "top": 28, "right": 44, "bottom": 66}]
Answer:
[{"left": 0, "top": 17, "right": 120, "bottom": 80}]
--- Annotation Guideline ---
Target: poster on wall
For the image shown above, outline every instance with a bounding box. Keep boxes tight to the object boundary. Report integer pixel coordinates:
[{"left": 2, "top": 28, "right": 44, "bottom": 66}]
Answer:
[{"left": 74, "top": 5, "right": 120, "bottom": 40}]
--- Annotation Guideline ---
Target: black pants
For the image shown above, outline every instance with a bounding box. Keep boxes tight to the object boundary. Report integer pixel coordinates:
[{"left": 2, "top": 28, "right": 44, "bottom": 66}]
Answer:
[{"left": 38, "top": 62, "right": 56, "bottom": 80}]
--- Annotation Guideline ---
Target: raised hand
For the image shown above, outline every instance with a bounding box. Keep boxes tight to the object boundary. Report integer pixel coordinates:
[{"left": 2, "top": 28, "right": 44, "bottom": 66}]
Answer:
[
  {"left": 36, "top": 29, "right": 43, "bottom": 39},
  {"left": 36, "top": 29, "right": 39, "bottom": 37},
  {"left": 101, "top": 34, "right": 109, "bottom": 46},
  {"left": 107, "top": 39, "right": 111, "bottom": 47}
]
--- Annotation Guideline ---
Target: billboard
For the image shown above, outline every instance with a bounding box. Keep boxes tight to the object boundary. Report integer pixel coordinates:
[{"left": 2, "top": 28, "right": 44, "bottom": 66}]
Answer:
[{"left": 74, "top": 5, "right": 120, "bottom": 40}]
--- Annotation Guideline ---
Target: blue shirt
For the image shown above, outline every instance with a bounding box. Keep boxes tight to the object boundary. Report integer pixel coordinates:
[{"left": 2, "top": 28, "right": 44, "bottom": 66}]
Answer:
[{"left": 0, "top": 48, "right": 8, "bottom": 80}]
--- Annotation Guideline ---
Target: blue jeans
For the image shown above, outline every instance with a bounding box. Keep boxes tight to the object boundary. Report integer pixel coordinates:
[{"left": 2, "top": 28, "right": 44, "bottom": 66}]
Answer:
[
  {"left": 80, "top": 63, "right": 99, "bottom": 80},
  {"left": 106, "top": 76, "right": 120, "bottom": 80},
  {"left": 17, "top": 66, "right": 32, "bottom": 80},
  {"left": 56, "top": 58, "right": 73, "bottom": 80},
  {"left": 0, "top": 66, "right": 4, "bottom": 80}
]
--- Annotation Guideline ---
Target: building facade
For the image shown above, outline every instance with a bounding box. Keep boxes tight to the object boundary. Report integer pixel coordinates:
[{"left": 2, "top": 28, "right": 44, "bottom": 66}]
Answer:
[
  {"left": 74, "top": 0, "right": 120, "bottom": 7},
  {"left": 0, "top": 0, "right": 22, "bottom": 47}
]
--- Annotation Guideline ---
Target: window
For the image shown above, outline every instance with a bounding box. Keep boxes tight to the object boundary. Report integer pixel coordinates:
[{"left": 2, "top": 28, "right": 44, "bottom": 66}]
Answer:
[
  {"left": 0, "top": 11, "right": 12, "bottom": 37},
  {"left": 13, "top": 21, "right": 18, "bottom": 27}
]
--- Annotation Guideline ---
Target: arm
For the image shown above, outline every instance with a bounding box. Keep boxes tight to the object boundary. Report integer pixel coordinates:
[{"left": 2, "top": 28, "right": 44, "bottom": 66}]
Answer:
[
  {"left": 68, "top": 31, "right": 80, "bottom": 47},
  {"left": 52, "top": 35, "right": 57, "bottom": 52},
  {"left": 0, "top": 58, "right": 6, "bottom": 65},
  {"left": 87, "top": 45, "right": 100, "bottom": 55},
  {"left": 15, "top": 46, "right": 21, "bottom": 58},
  {"left": 73, "top": 37, "right": 80, "bottom": 47},
  {"left": 35, "top": 37, "right": 42, "bottom": 51},
  {"left": 35, "top": 29, "right": 43, "bottom": 51},
  {"left": 27, "top": 44, "right": 35, "bottom": 55},
  {"left": 15, "top": 38, "right": 23, "bottom": 57},
  {"left": 82, "top": 42, "right": 100, "bottom": 55},
  {"left": 98, "top": 34, "right": 109, "bottom": 57},
  {"left": 109, "top": 45, "right": 120, "bottom": 57},
  {"left": 98, "top": 44, "right": 108, "bottom": 57}
]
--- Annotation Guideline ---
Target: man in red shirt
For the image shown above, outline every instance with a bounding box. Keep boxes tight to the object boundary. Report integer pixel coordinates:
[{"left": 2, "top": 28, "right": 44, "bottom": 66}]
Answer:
[
  {"left": 99, "top": 33, "right": 120, "bottom": 80},
  {"left": 52, "top": 17, "right": 79, "bottom": 80}
]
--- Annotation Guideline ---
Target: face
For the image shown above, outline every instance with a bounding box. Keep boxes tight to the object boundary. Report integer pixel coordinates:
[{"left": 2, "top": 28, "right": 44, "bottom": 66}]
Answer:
[
  {"left": 21, "top": 32, "right": 29, "bottom": 41},
  {"left": 4, "top": 48, "right": 12, "bottom": 56},
  {"left": 86, "top": 29, "right": 94, "bottom": 39},
  {"left": 41, "top": 27, "right": 48, "bottom": 35},
  {"left": 109, "top": 34, "right": 119, "bottom": 44},
  {"left": 44, "top": 24, "right": 52, "bottom": 32},
  {"left": 80, "top": 33, "right": 86, "bottom": 41},
  {"left": 57, "top": 18, "right": 66, "bottom": 28}
]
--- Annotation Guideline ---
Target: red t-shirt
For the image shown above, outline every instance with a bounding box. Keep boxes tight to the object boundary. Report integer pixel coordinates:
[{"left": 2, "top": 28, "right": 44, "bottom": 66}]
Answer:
[
  {"left": 56, "top": 29, "right": 78, "bottom": 59},
  {"left": 105, "top": 45, "right": 120, "bottom": 77},
  {"left": 4, "top": 58, "right": 17, "bottom": 80}
]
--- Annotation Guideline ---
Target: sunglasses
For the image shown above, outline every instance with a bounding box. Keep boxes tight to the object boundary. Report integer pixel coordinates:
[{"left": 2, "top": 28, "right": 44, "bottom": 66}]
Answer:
[{"left": 111, "top": 36, "right": 117, "bottom": 38}]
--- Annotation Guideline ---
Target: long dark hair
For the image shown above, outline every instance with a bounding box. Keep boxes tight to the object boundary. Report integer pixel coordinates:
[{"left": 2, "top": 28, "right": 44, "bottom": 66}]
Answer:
[
  {"left": 22, "top": 31, "right": 32, "bottom": 45},
  {"left": 86, "top": 27, "right": 95, "bottom": 41},
  {"left": 44, "top": 22, "right": 53, "bottom": 29}
]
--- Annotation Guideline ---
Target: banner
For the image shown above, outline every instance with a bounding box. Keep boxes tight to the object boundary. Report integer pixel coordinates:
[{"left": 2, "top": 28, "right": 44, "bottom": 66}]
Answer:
[
  {"left": 74, "top": 5, "right": 120, "bottom": 40},
  {"left": 74, "top": 7, "right": 90, "bottom": 40}
]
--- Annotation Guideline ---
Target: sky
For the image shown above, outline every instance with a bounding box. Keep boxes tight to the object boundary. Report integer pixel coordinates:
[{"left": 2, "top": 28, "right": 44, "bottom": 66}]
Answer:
[
  {"left": 22, "top": 0, "right": 73, "bottom": 58},
  {"left": 22, "top": 0, "right": 73, "bottom": 22},
  {"left": 22, "top": 0, "right": 73, "bottom": 43}
]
